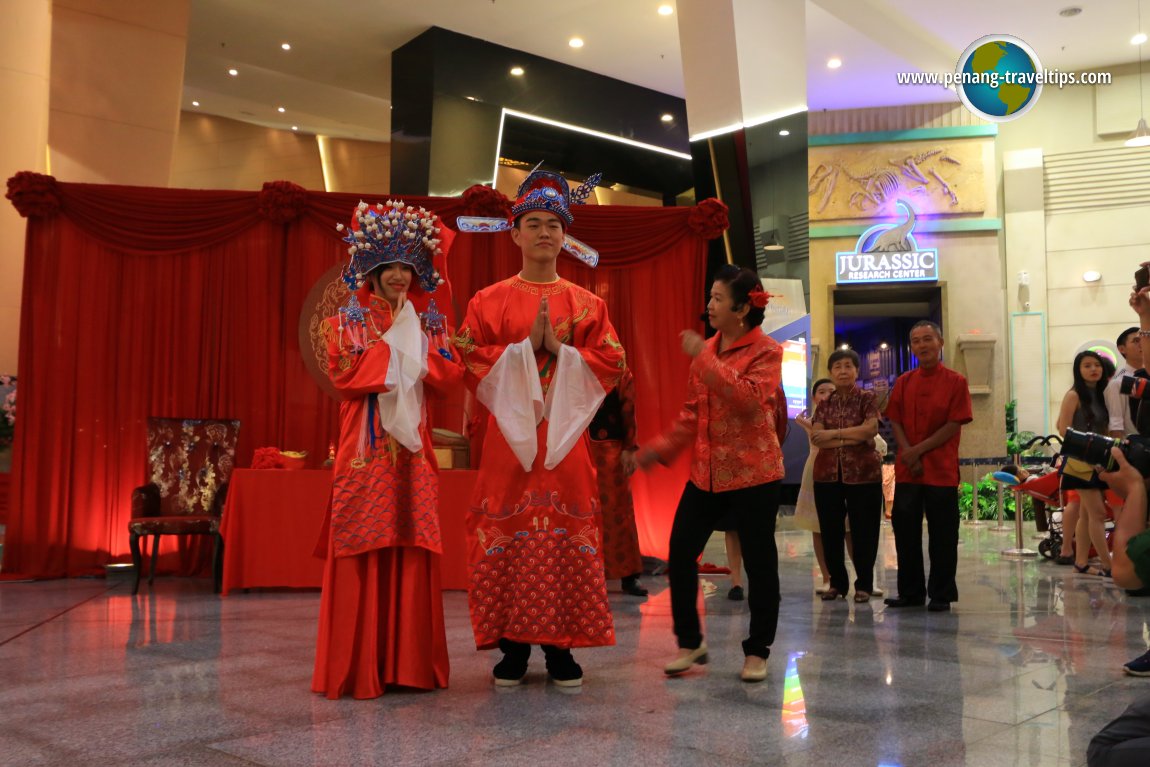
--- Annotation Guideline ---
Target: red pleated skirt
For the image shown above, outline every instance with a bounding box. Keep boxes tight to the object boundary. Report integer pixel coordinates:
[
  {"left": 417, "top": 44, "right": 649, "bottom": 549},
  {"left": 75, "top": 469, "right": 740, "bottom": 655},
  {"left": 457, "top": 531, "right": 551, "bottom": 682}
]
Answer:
[{"left": 312, "top": 539, "right": 450, "bottom": 699}]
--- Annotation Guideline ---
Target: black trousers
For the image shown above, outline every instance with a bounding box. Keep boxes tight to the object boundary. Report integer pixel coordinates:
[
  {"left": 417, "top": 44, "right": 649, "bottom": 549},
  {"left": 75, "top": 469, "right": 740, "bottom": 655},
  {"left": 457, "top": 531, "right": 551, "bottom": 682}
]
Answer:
[
  {"left": 891, "top": 483, "right": 959, "bottom": 603},
  {"left": 667, "top": 480, "right": 781, "bottom": 658},
  {"left": 814, "top": 480, "right": 882, "bottom": 594},
  {"left": 1088, "top": 693, "right": 1150, "bottom": 767}
]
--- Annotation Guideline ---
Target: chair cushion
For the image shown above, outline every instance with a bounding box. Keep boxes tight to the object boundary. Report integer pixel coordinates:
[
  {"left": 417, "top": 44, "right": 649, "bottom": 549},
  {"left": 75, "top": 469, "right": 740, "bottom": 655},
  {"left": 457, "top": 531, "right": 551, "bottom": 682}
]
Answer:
[{"left": 128, "top": 516, "right": 221, "bottom": 536}]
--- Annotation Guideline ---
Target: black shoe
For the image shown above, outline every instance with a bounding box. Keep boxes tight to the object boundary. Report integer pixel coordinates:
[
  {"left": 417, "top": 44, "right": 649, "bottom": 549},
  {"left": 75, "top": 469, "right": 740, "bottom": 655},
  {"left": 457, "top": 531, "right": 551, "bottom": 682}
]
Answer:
[
  {"left": 927, "top": 600, "right": 951, "bottom": 612},
  {"left": 727, "top": 585, "right": 745, "bottom": 601},
  {"left": 541, "top": 645, "right": 583, "bottom": 687},
  {"left": 1126, "top": 586, "right": 1150, "bottom": 597},
  {"left": 621, "top": 575, "right": 649, "bottom": 597},
  {"left": 493, "top": 639, "right": 530, "bottom": 686},
  {"left": 883, "top": 597, "right": 926, "bottom": 608}
]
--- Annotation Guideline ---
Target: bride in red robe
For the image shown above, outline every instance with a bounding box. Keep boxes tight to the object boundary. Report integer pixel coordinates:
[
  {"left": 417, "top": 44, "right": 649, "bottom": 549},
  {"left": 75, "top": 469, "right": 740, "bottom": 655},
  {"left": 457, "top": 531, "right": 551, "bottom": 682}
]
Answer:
[{"left": 312, "top": 201, "right": 460, "bottom": 700}]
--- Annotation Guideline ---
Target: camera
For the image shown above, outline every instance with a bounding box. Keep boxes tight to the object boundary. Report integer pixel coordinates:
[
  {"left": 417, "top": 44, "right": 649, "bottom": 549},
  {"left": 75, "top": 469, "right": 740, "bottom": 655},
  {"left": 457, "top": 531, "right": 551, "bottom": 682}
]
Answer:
[
  {"left": 1120, "top": 375, "right": 1150, "bottom": 401},
  {"left": 1061, "top": 428, "right": 1150, "bottom": 477}
]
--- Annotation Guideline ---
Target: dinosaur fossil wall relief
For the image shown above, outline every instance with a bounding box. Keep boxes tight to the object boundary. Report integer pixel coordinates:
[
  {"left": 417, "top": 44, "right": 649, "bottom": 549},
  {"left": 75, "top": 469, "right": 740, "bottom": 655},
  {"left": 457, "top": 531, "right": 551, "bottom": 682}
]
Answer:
[{"left": 807, "top": 138, "right": 988, "bottom": 221}]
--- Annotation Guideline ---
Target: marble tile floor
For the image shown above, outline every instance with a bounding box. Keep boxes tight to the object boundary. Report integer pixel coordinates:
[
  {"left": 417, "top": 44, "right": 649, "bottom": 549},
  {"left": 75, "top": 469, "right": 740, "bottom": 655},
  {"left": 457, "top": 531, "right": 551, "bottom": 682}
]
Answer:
[{"left": 2, "top": 521, "right": 1149, "bottom": 767}]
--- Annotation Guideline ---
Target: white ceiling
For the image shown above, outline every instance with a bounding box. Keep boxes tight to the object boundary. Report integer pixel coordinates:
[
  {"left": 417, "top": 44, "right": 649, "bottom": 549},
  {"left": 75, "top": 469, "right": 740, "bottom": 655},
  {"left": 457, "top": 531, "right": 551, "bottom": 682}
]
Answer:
[{"left": 183, "top": 0, "right": 1147, "bottom": 141}]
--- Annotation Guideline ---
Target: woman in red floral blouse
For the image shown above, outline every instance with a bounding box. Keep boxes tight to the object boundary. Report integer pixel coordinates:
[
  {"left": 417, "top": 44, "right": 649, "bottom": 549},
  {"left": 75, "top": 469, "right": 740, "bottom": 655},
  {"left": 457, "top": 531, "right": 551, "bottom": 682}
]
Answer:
[
  {"left": 632, "top": 265, "right": 784, "bottom": 683},
  {"left": 811, "top": 348, "right": 881, "bottom": 603}
]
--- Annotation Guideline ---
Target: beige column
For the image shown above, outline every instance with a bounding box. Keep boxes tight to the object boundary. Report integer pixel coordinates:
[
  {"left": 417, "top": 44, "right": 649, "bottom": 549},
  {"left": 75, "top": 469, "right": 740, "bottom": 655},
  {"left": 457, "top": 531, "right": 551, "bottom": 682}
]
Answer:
[
  {"left": 0, "top": 0, "right": 52, "bottom": 374},
  {"left": 677, "top": 0, "right": 807, "bottom": 139},
  {"left": 48, "top": 0, "right": 190, "bottom": 186}
]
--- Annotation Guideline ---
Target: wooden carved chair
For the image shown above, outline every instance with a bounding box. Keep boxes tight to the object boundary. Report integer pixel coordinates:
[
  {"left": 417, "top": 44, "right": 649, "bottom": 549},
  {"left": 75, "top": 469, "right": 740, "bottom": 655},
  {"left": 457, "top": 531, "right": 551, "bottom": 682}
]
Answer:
[{"left": 128, "top": 418, "right": 240, "bottom": 594}]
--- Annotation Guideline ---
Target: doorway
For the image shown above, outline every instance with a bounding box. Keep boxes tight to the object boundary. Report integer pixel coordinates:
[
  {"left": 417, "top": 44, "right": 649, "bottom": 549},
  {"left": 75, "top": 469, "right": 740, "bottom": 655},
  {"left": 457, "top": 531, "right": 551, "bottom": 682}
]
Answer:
[{"left": 830, "top": 284, "right": 943, "bottom": 415}]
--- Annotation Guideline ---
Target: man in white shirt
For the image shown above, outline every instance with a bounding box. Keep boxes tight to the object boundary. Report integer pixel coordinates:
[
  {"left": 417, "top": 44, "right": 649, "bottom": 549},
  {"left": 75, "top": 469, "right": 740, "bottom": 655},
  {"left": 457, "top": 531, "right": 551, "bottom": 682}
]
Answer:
[{"left": 1105, "top": 326, "right": 1142, "bottom": 437}]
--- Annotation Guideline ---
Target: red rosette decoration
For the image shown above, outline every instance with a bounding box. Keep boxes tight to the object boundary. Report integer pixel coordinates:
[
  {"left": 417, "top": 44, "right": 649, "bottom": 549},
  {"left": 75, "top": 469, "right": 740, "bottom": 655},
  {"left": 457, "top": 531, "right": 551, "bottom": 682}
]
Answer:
[
  {"left": 6, "top": 172, "right": 61, "bottom": 218},
  {"left": 257, "top": 180, "right": 308, "bottom": 224},
  {"left": 749, "top": 287, "right": 773, "bottom": 309},
  {"left": 251, "top": 446, "right": 284, "bottom": 470},
  {"left": 688, "top": 197, "right": 730, "bottom": 240},
  {"left": 461, "top": 184, "right": 512, "bottom": 219}
]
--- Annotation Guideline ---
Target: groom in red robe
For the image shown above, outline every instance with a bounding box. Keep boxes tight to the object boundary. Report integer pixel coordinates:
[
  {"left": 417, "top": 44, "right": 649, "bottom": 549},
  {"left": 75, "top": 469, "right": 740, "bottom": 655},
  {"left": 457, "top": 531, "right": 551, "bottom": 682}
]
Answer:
[{"left": 454, "top": 169, "right": 626, "bottom": 687}]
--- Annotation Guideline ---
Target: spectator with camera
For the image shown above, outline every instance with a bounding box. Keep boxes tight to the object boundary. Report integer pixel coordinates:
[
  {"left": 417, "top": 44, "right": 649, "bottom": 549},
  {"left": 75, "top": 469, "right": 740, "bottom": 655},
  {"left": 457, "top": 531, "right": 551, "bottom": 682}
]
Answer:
[{"left": 1105, "top": 326, "right": 1143, "bottom": 438}]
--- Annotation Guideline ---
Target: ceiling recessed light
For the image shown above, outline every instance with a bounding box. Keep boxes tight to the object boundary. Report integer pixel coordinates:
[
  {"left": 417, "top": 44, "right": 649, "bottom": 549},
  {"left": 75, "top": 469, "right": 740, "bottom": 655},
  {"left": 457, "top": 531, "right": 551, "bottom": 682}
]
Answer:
[
  {"left": 879, "top": 342, "right": 890, "bottom": 350},
  {"left": 281, "top": 42, "right": 291, "bottom": 51},
  {"left": 291, "top": 126, "right": 298, "bottom": 131},
  {"left": 1134, "top": 32, "right": 1148, "bottom": 45},
  {"left": 510, "top": 66, "right": 525, "bottom": 76},
  {"left": 661, "top": 113, "right": 674, "bottom": 122},
  {"left": 191, "top": 100, "right": 200, "bottom": 107},
  {"left": 778, "top": 129, "right": 790, "bottom": 136},
  {"left": 228, "top": 68, "right": 238, "bottom": 76},
  {"left": 658, "top": 4, "right": 674, "bottom": 15},
  {"left": 1059, "top": 6, "right": 1082, "bottom": 17},
  {"left": 569, "top": 37, "right": 584, "bottom": 49},
  {"left": 827, "top": 57, "right": 842, "bottom": 69},
  {"left": 277, "top": 106, "right": 285, "bottom": 113}
]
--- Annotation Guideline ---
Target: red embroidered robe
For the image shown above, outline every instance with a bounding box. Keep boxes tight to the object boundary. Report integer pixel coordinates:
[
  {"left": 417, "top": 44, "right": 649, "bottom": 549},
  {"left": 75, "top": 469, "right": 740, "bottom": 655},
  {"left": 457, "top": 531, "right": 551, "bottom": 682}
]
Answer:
[
  {"left": 455, "top": 276, "right": 626, "bottom": 649},
  {"left": 325, "top": 295, "right": 461, "bottom": 557}
]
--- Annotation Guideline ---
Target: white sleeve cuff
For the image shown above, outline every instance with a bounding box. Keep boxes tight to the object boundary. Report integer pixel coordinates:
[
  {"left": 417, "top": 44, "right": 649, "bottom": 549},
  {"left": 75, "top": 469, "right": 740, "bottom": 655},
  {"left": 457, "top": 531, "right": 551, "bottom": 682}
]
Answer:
[
  {"left": 542, "top": 345, "right": 608, "bottom": 470},
  {"left": 477, "top": 339, "right": 545, "bottom": 471},
  {"left": 375, "top": 301, "right": 428, "bottom": 454}
]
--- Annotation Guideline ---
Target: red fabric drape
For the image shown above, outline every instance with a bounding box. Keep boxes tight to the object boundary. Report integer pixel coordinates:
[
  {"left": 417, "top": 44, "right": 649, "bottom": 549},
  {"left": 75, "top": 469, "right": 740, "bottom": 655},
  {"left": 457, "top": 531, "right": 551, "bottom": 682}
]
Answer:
[{"left": 3, "top": 177, "right": 710, "bottom": 578}]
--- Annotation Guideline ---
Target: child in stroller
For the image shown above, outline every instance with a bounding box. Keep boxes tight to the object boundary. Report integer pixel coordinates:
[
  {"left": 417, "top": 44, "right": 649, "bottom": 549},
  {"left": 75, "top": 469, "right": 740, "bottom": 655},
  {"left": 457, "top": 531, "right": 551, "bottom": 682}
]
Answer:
[{"left": 995, "top": 462, "right": 1119, "bottom": 563}]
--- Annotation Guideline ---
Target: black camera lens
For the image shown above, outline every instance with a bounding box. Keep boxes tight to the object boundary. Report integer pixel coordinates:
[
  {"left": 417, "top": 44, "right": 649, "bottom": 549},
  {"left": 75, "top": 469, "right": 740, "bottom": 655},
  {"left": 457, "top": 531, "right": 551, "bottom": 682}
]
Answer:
[
  {"left": 1120, "top": 375, "right": 1150, "bottom": 400},
  {"left": 1061, "top": 428, "right": 1118, "bottom": 469}
]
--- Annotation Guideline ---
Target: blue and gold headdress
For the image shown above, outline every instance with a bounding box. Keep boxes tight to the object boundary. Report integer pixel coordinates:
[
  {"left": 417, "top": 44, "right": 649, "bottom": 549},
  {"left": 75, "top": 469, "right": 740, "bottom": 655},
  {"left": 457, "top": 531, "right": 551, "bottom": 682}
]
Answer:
[
  {"left": 338, "top": 200, "right": 445, "bottom": 295},
  {"left": 456, "top": 165, "right": 602, "bottom": 267}
]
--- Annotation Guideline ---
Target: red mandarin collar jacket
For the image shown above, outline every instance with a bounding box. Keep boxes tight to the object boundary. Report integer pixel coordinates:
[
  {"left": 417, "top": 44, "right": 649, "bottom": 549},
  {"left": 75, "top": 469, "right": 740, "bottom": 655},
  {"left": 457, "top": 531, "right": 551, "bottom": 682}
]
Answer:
[{"left": 648, "top": 327, "right": 785, "bottom": 492}]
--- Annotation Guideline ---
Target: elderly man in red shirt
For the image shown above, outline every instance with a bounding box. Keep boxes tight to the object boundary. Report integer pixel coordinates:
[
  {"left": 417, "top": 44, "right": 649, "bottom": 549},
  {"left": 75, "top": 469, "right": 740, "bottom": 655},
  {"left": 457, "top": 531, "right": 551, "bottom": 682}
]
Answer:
[{"left": 883, "top": 320, "right": 973, "bottom": 612}]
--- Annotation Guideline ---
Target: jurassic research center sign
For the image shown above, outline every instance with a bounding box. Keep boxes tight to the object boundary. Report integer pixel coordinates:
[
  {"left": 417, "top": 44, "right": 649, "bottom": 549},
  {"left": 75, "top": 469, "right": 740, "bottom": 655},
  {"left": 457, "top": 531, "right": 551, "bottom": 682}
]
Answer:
[{"left": 835, "top": 200, "right": 938, "bottom": 284}]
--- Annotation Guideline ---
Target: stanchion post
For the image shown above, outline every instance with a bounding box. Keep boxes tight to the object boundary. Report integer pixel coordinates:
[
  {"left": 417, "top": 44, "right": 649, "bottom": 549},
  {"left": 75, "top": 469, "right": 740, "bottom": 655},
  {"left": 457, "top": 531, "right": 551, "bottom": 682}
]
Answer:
[
  {"left": 1002, "top": 451, "right": 1037, "bottom": 557},
  {"left": 965, "top": 460, "right": 986, "bottom": 526},
  {"left": 990, "top": 481, "right": 1012, "bottom": 532}
]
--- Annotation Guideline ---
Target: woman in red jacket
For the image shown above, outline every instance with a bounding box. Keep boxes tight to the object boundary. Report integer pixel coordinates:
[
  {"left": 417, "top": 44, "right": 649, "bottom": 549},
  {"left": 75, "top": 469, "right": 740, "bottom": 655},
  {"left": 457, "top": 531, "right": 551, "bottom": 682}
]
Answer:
[{"left": 632, "top": 265, "right": 784, "bottom": 683}]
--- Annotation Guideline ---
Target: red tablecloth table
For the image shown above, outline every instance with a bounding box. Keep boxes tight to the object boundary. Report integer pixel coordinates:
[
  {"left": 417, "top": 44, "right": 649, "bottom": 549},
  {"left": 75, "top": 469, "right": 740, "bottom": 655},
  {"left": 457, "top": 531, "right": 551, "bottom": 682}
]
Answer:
[{"left": 220, "top": 468, "right": 475, "bottom": 595}]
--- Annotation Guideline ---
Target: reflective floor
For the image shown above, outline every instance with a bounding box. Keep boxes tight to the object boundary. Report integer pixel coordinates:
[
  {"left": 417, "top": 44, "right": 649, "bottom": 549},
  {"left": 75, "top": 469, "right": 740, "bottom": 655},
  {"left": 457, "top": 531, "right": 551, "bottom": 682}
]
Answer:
[{"left": 2, "top": 520, "right": 1148, "bottom": 766}]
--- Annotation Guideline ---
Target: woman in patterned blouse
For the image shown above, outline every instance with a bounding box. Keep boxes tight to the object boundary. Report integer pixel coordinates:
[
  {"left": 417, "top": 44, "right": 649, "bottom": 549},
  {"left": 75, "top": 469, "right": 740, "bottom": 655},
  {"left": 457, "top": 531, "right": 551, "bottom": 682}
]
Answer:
[
  {"left": 810, "top": 348, "right": 882, "bottom": 603},
  {"left": 632, "top": 265, "right": 784, "bottom": 683}
]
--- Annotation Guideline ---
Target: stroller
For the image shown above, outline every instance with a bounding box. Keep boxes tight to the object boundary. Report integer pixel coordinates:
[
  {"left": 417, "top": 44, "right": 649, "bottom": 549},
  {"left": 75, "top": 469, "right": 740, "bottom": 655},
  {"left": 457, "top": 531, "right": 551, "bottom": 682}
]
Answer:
[{"left": 995, "top": 451, "right": 1117, "bottom": 560}]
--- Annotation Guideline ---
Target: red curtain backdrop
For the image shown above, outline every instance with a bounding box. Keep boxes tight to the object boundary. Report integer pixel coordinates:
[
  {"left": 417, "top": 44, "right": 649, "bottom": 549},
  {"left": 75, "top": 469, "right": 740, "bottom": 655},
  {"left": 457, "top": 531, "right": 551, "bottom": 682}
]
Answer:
[{"left": 3, "top": 176, "right": 712, "bottom": 579}]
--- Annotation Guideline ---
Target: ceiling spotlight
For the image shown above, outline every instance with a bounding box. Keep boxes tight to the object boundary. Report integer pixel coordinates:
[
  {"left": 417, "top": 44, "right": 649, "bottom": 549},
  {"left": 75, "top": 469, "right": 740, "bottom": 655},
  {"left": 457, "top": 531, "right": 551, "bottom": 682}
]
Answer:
[
  {"left": 228, "top": 68, "right": 238, "bottom": 76},
  {"left": 1135, "top": 33, "right": 1148, "bottom": 45},
  {"left": 1059, "top": 6, "right": 1082, "bottom": 17},
  {"left": 827, "top": 57, "right": 843, "bottom": 69},
  {"left": 277, "top": 106, "right": 285, "bottom": 113},
  {"left": 661, "top": 113, "right": 674, "bottom": 122},
  {"left": 281, "top": 42, "right": 291, "bottom": 51},
  {"left": 879, "top": 342, "right": 890, "bottom": 350},
  {"left": 658, "top": 4, "right": 674, "bottom": 16},
  {"left": 191, "top": 100, "right": 200, "bottom": 107},
  {"left": 778, "top": 129, "right": 790, "bottom": 136},
  {"left": 839, "top": 343, "right": 850, "bottom": 351},
  {"left": 569, "top": 37, "right": 584, "bottom": 49},
  {"left": 291, "top": 126, "right": 299, "bottom": 131},
  {"left": 1083, "top": 270, "right": 1102, "bottom": 282},
  {"left": 510, "top": 66, "right": 525, "bottom": 76}
]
